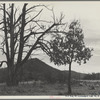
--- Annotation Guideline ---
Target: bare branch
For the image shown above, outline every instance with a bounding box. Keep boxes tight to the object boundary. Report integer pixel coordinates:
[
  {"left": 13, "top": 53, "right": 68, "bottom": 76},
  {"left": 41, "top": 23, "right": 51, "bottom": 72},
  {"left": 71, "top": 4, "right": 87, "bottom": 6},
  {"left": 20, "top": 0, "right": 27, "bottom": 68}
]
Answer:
[
  {"left": 25, "top": 9, "right": 43, "bottom": 24},
  {"left": 0, "top": 7, "right": 10, "bottom": 17},
  {"left": 17, "top": 3, "right": 27, "bottom": 64},
  {"left": 51, "top": 7, "right": 56, "bottom": 23},
  {"left": 14, "top": 43, "right": 18, "bottom": 54},
  {"left": 21, "top": 23, "right": 58, "bottom": 65},
  {"left": 3, "top": 4, "right": 10, "bottom": 61},
  {"left": 39, "top": 41, "right": 51, "bottom": 57},
  {"left": 0, "top": 61, "right": 7, "bottom": 67},
  {"left": 14, "top": 7, "right": 19, "bottom": 22},
  {"left": 26, "top": 5, "right": 42, "bottom": 13},
  {"left": 0, "top": 47, "right": 7, "bottom": 55}
]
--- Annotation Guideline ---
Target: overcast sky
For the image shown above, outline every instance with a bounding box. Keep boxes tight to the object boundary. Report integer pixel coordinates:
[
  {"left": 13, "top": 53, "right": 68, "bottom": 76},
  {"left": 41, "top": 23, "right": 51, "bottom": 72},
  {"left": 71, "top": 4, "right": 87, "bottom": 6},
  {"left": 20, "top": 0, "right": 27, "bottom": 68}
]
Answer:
[
  {"left": 31, "top": 1, "right": 100, "bottom": 74},
  {"left": 0, "top": 1, "right": 100, "bottom": 73}
]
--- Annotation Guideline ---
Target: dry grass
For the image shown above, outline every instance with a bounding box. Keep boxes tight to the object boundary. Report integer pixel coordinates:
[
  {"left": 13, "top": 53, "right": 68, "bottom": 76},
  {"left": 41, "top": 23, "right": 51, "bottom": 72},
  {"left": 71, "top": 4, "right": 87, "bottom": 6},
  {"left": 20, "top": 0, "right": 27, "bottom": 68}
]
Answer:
[{"left": 0, "top": 81, "right": 100, "bottom": 95}]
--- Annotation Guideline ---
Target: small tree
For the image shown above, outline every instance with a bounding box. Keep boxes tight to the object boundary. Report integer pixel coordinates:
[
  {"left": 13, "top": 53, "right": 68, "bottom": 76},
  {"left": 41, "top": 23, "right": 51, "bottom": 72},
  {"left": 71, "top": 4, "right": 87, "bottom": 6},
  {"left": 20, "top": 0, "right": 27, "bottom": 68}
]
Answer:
[{"left": 47, "top": 20, "right": 93, "bottom": 94}]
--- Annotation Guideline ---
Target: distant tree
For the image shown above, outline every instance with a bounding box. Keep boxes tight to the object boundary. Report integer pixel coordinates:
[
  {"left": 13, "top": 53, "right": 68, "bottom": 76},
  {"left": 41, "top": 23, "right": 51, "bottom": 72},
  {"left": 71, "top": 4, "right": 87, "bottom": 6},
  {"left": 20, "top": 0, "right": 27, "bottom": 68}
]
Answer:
[
  {"left": 83, "top": 73, "right": 100, "bottom": 80},
  {"left": 0, "top": 3, "right": 64, "bottom": 86},
  {"left": 46, "top": 20, "right": 93, "bottom": 94}
]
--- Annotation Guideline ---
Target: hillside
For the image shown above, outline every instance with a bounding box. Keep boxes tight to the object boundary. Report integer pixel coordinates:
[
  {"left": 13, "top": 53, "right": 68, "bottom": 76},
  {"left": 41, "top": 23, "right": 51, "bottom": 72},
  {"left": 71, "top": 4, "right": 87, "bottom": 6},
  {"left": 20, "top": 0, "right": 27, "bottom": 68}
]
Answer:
[
  {"left": 21, "top": 58, "right": 86, "bottom": 83},
  {"left": 0, "top": 58, "right": 86, "bottom": 83},
  {"left": 22, "top": 58, "right": 65, "bottom": 83}
]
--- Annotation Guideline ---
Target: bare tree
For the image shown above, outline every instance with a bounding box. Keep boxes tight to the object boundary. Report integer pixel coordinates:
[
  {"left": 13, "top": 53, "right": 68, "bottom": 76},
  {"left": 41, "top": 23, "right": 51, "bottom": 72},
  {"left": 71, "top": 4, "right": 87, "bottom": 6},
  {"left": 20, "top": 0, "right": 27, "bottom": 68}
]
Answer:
[
  {"left": 46, "top": 20, "right": 93, "bottom": 94},
  {"left": 0, "top": 3, "right": 63, "bottom": 86}
]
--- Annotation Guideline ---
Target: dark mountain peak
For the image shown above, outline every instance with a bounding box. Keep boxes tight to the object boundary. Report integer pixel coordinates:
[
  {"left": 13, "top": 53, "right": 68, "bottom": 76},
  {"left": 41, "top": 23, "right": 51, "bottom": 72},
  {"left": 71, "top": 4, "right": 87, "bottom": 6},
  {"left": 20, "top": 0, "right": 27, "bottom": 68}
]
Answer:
[
  {"left": 30, "top": 58, "right": 41, "bottom": 62},
  {"left": 25, "top": 58, "right": 61, "bottom": 72},
  {"left": 0, "top": 58, "right": 86, "bottom": 83}
]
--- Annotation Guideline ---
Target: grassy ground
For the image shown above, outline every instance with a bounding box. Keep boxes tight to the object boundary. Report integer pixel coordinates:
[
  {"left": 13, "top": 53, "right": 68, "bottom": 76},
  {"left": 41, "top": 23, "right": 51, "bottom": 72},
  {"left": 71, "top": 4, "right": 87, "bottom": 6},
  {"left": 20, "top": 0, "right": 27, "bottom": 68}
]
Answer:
[{"left": 0, "top": 81, "right": 100, "bottom": 95}]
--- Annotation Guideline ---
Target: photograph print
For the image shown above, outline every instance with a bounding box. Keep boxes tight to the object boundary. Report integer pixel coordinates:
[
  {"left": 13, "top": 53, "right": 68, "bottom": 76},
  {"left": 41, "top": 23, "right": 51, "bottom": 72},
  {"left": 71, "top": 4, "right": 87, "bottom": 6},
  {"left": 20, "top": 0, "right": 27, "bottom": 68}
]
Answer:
[{"left": 0, "top": 1, "right": 99, "bottom": 96}]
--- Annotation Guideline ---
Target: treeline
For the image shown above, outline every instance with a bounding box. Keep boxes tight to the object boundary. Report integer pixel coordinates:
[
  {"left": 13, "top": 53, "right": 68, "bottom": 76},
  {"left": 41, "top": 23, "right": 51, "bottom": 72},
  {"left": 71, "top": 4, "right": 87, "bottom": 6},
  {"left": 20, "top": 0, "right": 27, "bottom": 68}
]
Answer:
[{"left": 83, "top": 73, "right": 100, "bottom": 80}]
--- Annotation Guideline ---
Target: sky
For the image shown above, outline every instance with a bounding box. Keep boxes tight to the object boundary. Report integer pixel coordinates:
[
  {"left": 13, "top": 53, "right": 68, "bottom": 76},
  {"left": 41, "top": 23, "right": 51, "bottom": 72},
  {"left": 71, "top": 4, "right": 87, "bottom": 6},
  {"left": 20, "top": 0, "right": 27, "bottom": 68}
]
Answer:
[
  {"left": 0, "top": 1, "right": 100, "bottom": 73},
  {"left": 31, "top": 1, "right": 100, "bottom": 74}
]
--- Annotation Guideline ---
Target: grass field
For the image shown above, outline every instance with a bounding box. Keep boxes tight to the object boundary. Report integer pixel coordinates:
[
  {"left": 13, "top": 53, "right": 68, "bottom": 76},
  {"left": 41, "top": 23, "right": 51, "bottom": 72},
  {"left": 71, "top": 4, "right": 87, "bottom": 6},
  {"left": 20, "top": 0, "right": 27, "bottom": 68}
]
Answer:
[{"left": 0, "top": 80, "right": 100, "bottom": 95}]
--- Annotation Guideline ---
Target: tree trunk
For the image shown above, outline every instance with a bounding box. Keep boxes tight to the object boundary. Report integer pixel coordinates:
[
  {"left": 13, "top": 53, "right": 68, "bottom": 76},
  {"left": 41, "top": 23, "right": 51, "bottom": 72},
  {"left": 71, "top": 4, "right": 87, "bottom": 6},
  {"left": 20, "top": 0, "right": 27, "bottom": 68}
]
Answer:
[
  {"left": 67, "top": 62, "right": 72, "bottom": 95},
  {"left": 6, "top": 67, "right": 19, "bottom": 86}
]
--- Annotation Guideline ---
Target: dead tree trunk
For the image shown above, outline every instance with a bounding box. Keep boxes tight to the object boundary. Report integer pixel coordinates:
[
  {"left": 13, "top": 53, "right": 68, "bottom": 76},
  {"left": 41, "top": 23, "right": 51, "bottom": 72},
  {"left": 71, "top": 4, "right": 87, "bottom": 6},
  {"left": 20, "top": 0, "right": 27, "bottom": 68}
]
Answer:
[
  {"left": 0, "top": 3, "right": 63, "bottom": 86},
  {"left": 6, "top": 66, "right": 18, "bottom": 86}
]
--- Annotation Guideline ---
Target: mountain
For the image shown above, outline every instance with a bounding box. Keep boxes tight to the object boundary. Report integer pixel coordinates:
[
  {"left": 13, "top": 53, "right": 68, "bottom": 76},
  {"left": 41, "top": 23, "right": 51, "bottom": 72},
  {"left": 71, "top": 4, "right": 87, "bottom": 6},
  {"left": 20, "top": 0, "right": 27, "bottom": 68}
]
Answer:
[
  {"left": 0, "top": 58, "right": 86, "bottom": 83},
  {"left": 22, "top": 58, "right": 65, "bottom": 83},
  {"left": 21, "top": 58, "right": 86, "bottom": 83}
]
